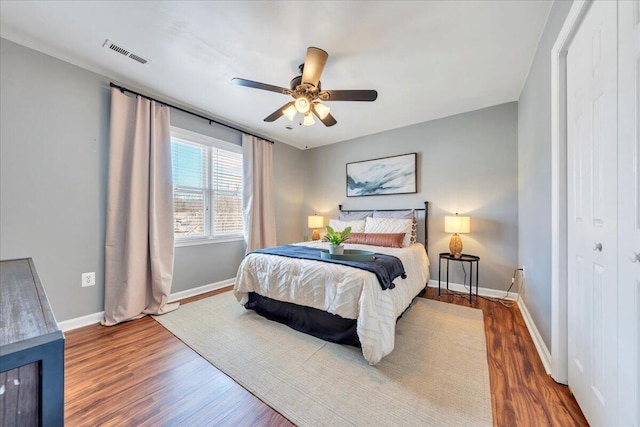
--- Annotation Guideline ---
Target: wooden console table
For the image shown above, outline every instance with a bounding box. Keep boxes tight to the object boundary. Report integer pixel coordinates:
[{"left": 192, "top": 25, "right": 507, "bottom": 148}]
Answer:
[{"left": 0, "top": 258, "right": 64, "bottom": 426}]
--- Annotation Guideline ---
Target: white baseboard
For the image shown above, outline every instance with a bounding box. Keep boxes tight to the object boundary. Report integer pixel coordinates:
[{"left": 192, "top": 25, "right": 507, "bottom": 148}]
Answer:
[
  {"left": 427, "top": 279, "right": 518, "bottom": 301},
  {"left": 58, "top": 278, "right": 236, "bottom": 332},
  {"left": 517, "top": 298, "right": 552, "bottom": 375},
  {"left": 168, "top": 278, "right": 235, "bottom": 303},
  {"left": 58, "top": 311, "right": 105, "bottom": 332}
]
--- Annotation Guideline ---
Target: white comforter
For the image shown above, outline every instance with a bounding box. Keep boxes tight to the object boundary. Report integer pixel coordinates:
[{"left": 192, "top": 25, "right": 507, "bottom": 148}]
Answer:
[{"left": 233, "top": 241, "right": 430, "bottom": 364}]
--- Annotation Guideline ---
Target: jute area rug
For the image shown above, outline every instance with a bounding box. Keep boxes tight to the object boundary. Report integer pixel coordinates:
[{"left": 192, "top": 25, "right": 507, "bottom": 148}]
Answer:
[{"left": 154, "top": 291, "right": 492, "bottom": 426}]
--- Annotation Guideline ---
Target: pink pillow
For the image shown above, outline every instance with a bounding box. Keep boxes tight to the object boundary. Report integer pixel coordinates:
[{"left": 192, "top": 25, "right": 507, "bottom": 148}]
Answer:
[{"left": 347, "top": 233, "right": 405, "bottom": 248}]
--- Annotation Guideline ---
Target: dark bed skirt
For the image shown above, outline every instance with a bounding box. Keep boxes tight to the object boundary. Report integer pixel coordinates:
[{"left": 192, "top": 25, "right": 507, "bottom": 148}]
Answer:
[
  {"left": 244, "top": 287, "right": 427, "bottom": 349},
  {"left": 245, "top": 292, "right": 361, "bottom": 347}
]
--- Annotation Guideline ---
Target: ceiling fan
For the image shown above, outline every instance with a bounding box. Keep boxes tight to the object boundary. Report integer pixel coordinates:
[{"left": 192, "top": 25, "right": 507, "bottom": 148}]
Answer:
[{"left": 232, "top": 47, "right": 378, "bottom": 127}]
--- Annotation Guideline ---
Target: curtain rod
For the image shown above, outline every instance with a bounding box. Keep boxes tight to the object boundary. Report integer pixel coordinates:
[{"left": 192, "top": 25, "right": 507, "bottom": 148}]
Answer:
[{"left": 109, "top": 82, "right": 275, "bottom": 145}]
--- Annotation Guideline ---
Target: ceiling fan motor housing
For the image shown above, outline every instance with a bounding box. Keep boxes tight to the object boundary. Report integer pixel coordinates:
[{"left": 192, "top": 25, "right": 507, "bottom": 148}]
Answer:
[
  {"left": 290, "top": 75, "right": 321, "bottom": 92},
  {"left": 290, "top": 75, "right": 302, "bottom": 90}
]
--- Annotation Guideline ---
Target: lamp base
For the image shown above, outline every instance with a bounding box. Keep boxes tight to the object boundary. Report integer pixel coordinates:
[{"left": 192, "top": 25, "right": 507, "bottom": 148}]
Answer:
[
  {"left": 311, "top": 229, "right": 320, "bottom": 241},
  {"left": 449, "top": 234, "right": 463, "bottom": 259}
]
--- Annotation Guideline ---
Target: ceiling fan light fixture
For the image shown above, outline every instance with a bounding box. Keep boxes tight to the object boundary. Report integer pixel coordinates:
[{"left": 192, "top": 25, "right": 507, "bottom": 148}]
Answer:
[
  {"left": 295, "top": 97, "right": 311, "bottom": 114},
  {"left": 303, "top": 113, "right": 315, "bottom": 126},
  {"left": 283, "top": 104, "right": 297, "bottom": 121},
  {"left": 313, "top": 102, "right": 330, "bottom": 120},
  {"left": 233, "top": 47, "right": 377, "bottom": 127}
]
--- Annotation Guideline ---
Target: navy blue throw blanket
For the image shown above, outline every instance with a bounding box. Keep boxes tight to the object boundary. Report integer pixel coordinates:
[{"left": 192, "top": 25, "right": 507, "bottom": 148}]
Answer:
[{"left": 250, "top": 245, "right": 406, "bottom": 291}]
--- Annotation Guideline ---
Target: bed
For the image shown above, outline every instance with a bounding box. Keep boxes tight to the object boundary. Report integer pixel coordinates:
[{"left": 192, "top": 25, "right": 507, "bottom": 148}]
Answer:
[{"left": 233, "top": 203, "right": 430, "bottom": 365}]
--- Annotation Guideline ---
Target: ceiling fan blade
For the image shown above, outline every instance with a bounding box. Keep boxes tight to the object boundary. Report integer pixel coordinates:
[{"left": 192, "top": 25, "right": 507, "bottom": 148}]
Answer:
[
  {"left": 311, "top": 104, "right": 337, "bottom": 127},
  {"left": 322, "top": 90, "right": 378, "bottom": 102},
  {"left": 264, "top": 101, "right": 295, "bottom": 122},
  {"left": 232, "top": 78, "right": 289, "bottom": 95},
  {"left": 301, "top": 47, "right": 328, "bottom": 88}
]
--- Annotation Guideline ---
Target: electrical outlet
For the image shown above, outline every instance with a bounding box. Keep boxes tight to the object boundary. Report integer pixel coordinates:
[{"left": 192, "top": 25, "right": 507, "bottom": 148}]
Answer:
[
  {"left": 522, "top": 266, "right": 526, "bottom": 278},
  {"left": 82, "top": 272, "right": 95, "bottom": 287}
]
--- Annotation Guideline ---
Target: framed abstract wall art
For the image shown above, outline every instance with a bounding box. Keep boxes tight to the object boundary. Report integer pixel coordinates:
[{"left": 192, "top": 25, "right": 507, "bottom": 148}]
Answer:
[{"left": 346, "top": 152, "right": 417, "bottom": 197}]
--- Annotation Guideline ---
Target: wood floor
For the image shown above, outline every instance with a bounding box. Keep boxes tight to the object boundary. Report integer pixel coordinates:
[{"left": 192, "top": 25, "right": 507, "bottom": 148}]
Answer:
[{"left": 64, "top": 287, "right": 587, "bottom": 426}]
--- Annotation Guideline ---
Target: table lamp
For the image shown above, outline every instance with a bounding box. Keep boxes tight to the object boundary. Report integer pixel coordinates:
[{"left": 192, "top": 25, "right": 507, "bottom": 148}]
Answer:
[
  {"left": 444, "top": 214, "right": 470, "bottom": 258},
  {"left": 308, "top": 215, "right": 324, "bottom": 241}
]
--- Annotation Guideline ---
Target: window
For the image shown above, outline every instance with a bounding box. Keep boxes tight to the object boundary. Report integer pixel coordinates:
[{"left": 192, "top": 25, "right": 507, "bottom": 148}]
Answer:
[{"left": 170, "top": 127, "right": 243, "bottom": 243}]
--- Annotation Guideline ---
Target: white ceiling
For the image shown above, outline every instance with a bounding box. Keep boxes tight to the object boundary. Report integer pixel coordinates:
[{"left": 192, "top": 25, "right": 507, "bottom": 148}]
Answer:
[{"left": 0, "top": 1, "right": 551, "bottom": 149}]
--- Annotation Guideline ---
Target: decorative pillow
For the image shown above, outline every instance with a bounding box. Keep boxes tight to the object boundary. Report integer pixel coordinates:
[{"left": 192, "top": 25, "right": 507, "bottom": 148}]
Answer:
[
  {"left": 347, "top": 233, "right": 405, "bottom": 248},
  {"left": 328, "top": 219, "right": 366, "bottom": 233},
  {"left": 373, "top": 210, "right": 417, "bottom": 244},
  {"left": 409, "top": 220, "right": 417, "bottom": 244},
  {"left": 372, "top": 210, "right": 414, "bottom": 220},
  {"left": 338, "top": 211, "right": 373, "bottom": 221},
  {"left": 364, "top": 217, "right": 413, "bottom": 247}
]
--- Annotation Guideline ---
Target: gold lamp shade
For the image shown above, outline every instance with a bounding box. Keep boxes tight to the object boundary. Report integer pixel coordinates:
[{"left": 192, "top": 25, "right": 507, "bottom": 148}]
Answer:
[
  {"left": 444, "top": 214, "right": 470, "bottom": 258},
  {"left": 308, "top": 215, "right": 324, "bottom": 241}
]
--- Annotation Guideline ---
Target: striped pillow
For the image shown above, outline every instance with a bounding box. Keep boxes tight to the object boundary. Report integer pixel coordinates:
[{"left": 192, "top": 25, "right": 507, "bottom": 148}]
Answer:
[
  {"left": 373, "top": 210, "right": 417, "bottom": 244},
  {"left": 328, "top": 219, "right": 366, "bottom": 233}
]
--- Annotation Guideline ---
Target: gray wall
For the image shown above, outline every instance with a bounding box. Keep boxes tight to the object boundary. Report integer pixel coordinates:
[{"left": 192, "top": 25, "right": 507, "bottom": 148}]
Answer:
[
  {"left": 0, "top": 38, "right": 304, "bottom": 321},
  {"left": 517, "top": 0, "right": 572, "bottom": 350},
  {"left": 1, "top": 39, "right": 110, "bottom": 321},
  {"left": 303, "top": 102, "right": 519, "bottom": 290},
  {"left": 5, "top": 15, "right": 567, "bottom": 330}
]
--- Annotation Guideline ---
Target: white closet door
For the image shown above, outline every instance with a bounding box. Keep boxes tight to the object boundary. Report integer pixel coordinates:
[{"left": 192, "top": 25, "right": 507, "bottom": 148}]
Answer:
[
  {"left": 566, "top": 1, "right": 618, "bottom": 426},
  {"left": 618, "top": 1, "right": 640, "bottom": 425}
]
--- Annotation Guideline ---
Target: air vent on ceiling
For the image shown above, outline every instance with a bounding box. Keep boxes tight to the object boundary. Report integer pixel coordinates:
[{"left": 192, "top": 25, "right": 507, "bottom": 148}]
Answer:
[
  {"left": 128, "top": 53, "right": 148, "bottom": 64},
  {"left": 103, "top": 39, "right": 150, "bottom": 65}
]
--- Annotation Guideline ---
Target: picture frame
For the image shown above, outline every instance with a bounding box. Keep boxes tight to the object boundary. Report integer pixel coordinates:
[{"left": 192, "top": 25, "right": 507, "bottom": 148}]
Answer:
[{"left": 346, "top": 152, "right": 417, "bottom": 197}]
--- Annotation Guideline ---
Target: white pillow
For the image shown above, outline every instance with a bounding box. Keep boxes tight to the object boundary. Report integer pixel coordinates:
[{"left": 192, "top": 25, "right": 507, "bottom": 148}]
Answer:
[
  {"left": 339, "top": 211, "right": 373, "bottom": 221},
  {"left": 328, "top": 219, "right": 366, "bottom": 233},
  {"left": 372, "top": 210, "right": 417, "bottom": 244},
  {"left": 364, "top": 217, "right": 413, "bottom": 247}
]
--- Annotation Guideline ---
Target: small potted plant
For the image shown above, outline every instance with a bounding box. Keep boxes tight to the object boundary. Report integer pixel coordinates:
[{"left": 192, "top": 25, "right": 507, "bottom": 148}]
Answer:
[{"left": 323, "top": 225, "right": 351, "bottom": 255}]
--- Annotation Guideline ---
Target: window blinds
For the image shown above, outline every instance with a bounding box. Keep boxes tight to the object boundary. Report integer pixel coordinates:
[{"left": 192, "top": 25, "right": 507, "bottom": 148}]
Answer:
[
  {"left": 211, "top": 148, "right": 243, "bottom": 235},
  {"left": 171, "top": 135, "right": 243, "bottom": 240},
  {"left": 172, "top": 141, "right": 207, "bottom": 238}
]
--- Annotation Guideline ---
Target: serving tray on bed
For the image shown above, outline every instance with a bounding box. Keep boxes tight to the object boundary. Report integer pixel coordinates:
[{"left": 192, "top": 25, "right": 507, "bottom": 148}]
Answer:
[{"left": 320, "top": 249, "right": 376, "bottom": 261}]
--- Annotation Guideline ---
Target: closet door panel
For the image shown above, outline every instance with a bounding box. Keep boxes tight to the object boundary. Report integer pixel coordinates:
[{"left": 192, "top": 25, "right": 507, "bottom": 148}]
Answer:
[{"left": 617, "top": 1, "right": 640, "bottom": 425}]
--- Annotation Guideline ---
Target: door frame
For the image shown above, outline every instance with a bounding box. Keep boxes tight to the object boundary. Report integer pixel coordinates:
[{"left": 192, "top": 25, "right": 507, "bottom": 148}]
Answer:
[{"left": 550, "top": 0, "right": 593, "bottom": 384}]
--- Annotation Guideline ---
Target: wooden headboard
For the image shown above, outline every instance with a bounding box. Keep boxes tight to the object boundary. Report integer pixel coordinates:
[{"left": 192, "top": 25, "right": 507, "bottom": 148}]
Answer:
[{"left": 338, "top": 201, "right": 430, "bottom": 255}]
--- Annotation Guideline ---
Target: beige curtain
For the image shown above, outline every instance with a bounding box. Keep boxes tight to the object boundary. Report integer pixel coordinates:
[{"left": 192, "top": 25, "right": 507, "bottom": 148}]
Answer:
[
  {"left": 102, "top": 88, "right": 178, "bottom": 326},
  {"left": 242, "top": 134, "right": 277, "bottom": 252}
]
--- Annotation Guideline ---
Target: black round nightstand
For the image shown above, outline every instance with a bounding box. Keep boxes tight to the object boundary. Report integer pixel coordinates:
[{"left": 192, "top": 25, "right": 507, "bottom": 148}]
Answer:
[{"left": 438, "top": 252, "right": 480, "bottom": 304}]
